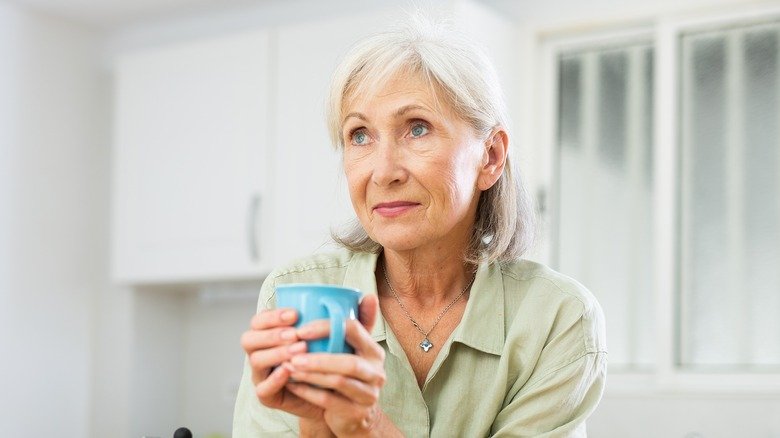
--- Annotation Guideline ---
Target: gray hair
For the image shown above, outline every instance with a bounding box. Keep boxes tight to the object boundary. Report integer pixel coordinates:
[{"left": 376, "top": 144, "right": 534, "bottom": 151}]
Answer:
[{"left": 327, "top": 14, "right": 537, "bottom": 264}]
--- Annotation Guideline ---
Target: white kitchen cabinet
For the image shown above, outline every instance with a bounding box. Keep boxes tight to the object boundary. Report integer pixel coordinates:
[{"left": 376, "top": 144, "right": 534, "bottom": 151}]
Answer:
[
  {"left": 112, "top": 30, "right": 272, "bottom": 283},
  {"left": 112, "top": 16, "right": 388, "bottom": 284}
]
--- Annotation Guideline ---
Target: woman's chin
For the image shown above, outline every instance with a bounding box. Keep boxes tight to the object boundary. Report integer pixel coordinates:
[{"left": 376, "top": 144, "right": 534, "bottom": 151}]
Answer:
[{"left": 371, "top": 233, "right": 424, "bottom": 253}]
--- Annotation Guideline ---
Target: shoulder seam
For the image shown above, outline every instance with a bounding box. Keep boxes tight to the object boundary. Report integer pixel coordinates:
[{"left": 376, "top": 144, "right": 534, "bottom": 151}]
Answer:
[
  {"left": 523, "top": 275, "right": 588, "bottom": 309},
  {"left": 517, "top": 274, "right": 591, "bottom": 355},
  {"left": 273, "top": 262, "right": 351, "bottom": 278},
  {"left": 499, "top": 260, "right": 552, "bottom": 282},
  {"left": 270, "top": 252, "right": 355, "bottom": 279},
  {"left": 522, "top": 350, "right": 607, "bottom": 395},
  {"left": 263, "top": 253, "right": 355, "bottom": 309}
]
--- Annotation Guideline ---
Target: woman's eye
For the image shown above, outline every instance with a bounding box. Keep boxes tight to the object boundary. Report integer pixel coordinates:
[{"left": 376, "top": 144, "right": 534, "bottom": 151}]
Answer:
[
  {"left": 410, "top": 123, "right": 429, "bottom": 138},
  {"left": 350, "top": 129, "right": 369, "bottom": 145}
]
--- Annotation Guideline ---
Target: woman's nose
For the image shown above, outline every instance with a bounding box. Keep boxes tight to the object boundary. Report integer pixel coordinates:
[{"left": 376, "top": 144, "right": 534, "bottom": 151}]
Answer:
[{"left": 371, "top": 139, "right": 408, "bottom": 187}]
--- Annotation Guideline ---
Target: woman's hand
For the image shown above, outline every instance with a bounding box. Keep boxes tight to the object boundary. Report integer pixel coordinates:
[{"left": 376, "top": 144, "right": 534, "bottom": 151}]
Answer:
[
  {"left": 285, "top": 294, "right": 390, "bottom": 437},
  {"left": 239, "top": 307, "right": 324, "bottom": 421}
]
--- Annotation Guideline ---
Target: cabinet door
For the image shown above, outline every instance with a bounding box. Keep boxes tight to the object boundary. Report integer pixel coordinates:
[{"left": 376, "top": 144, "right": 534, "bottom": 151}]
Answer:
[
  {"left": 113, "top": 30, "right": 271, "bottom": 283},
  {"left": 272, "top": 14, "right": 391, "bottom": 265}
]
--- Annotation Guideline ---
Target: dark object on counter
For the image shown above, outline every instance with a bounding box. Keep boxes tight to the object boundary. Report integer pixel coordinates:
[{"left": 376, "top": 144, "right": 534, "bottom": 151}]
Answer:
[{"left": 173, "top": 427, "right": 192, "bottom": 438}]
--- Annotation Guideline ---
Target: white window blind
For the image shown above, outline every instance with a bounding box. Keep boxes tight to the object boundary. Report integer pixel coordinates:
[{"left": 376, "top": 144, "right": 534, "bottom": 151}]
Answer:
[
  {"left": 555, "top": 43, "right": 655, "bottom": 370},
  {"left": 679, "top": 21, "right": 780, "bottom": 368}
]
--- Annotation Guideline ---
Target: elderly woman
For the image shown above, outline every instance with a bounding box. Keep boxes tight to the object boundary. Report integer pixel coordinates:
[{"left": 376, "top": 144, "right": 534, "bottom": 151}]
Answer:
[{"left": 233, "top": 17, "right": 606, "bottom": 438}]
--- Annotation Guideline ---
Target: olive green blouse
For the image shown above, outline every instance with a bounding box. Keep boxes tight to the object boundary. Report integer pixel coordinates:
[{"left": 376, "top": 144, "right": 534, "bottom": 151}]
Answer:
[{"left": 233, "top": 250, "right": 607, "bottom": 437}]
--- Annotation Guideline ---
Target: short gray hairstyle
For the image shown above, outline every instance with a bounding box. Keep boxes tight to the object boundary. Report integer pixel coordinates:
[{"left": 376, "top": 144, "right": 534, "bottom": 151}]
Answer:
[{"left": 327, "top": 14, "right": 537, "bottom": 264}]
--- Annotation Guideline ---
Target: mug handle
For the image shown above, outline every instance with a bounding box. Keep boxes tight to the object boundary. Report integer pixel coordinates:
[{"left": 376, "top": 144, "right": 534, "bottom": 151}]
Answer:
[{"left": 321, "top": 297, "right": 346, "bottom": 353}]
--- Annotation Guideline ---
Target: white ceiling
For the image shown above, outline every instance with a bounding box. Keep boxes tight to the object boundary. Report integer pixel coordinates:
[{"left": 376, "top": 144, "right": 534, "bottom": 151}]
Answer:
[
  {"left": 6, "top": 0, "right": 750, "bottom": 30},
  {"left": 6, "top": 0, "right": 486, "bottom": 28},
  {"left": 6, "top": 0, "right": 278, "bottom": 28}
]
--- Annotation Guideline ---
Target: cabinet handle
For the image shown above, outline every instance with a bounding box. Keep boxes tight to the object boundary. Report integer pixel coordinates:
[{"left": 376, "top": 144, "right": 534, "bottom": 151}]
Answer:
[{"left": 248, "top": 194, "right": 261, "bottom": 262}]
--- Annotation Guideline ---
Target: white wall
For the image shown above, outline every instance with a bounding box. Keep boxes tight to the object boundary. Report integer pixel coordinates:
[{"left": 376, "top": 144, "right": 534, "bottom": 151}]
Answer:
[
  {"left": 589, "top": 394, "right": 780, "bottom": 437},
  {"left": 179, "top": 288, "right": 260, "bottom": 436},
  {"left": 0, "top": 3, "right": 108, "bottom": 437}
]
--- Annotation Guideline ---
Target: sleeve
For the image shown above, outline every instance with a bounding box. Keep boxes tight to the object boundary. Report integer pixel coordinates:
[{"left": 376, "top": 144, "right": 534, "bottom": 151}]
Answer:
[
  {"left": 232, "top": 273, "right": 300, "bottom": 438},
  {"left": 490, "top": 351, "right": 607, "bottom": 437},
  {"left": 491, "top": 289, "right": 608, "bottom": 438}
]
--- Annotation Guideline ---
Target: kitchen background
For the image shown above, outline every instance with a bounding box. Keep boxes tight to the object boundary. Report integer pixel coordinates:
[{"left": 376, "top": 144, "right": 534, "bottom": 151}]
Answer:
[{"left": 1, "top": 0, "right": 779, "bottom": 437}]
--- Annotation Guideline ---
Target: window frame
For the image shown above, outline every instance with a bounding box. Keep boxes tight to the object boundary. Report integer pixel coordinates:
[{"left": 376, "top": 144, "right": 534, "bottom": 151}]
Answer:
[{"left": 533, "top": 2, "right": 780, "bottom": 395}]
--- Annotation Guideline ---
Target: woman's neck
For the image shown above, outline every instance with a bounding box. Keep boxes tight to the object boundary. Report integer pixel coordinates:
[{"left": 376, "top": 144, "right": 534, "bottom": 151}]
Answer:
[{"left": 381, "top": 246, "right": 476, "bottom": 308}]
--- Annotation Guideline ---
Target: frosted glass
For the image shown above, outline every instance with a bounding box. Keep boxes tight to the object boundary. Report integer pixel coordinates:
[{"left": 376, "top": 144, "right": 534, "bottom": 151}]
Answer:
[
  {"left": 681, "top": 36, "right": 730, "bottom": 365},
  {"left": 645, "top": 49, "right": 654, "bottom": 187},
  {"left": 556, "top": 45, "right": 655, "bottom": 369},
  {"left": 634, "top": 47, "right": 655, "bottom": 367},
  {"left": 598, "top": 52, "right": 627, "bottom": 169},
  {"left": 744, "top": 30, "right": 780, "bottom": 364},
  {"left": 559, "top": 57, "right": 582, "bottom": 151},
  {"left": 680, "top": 24, "right": 780, "bottom": 368}
]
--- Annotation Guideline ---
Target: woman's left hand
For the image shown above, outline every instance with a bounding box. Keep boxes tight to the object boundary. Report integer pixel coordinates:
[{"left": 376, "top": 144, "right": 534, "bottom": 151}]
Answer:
[{"left": 285, "top": 294, "right": 388, "bottom": 437}]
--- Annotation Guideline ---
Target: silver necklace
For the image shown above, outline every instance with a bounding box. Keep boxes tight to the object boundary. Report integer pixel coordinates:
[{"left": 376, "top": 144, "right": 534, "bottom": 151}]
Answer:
[{"left": 382, "top": 264, "right": 475, "bottom": 353}]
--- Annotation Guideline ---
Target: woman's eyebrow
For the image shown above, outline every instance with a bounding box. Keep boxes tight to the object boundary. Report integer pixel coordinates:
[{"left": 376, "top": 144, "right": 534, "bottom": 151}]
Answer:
[
  {"left": 343, "top": 112, "right": 367, "bottom": 124},
  {"left": 342, "top": 104, "right": 432, "bottom": 125},
  {"left": 394, "top": 104, "right": 429, "bottom": 117}
]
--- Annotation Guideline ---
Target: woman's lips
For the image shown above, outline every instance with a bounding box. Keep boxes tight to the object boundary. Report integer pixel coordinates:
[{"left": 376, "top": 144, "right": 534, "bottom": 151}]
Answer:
[{"left": 373, "top": 201, "right": 420, "bottom": 218}]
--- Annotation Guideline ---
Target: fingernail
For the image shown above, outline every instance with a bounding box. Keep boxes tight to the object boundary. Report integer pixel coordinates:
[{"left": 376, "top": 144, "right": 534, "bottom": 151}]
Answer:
[
  {"left": 281, "top": 310, "right": 296, "bottom": 322},
  {"left": 291, "top": 355, "right": 308, "bottom": 366},
  {"left": 288, "top": 342, "right": 306, "bottom": 354},
  {"left": 280, "top": 329, "right": 296, "bottom": 341}
]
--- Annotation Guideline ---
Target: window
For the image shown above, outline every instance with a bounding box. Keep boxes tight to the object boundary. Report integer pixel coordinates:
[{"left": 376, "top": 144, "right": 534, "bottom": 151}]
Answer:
[
  {"left": 544, "top": 6, "right": 780, "bottom": 386},
  {"left": 679, "top": 21, "right": 780, "bottom": 369},
  {"left": 555, "top": 43, "right": 655, "bottom": 370}
]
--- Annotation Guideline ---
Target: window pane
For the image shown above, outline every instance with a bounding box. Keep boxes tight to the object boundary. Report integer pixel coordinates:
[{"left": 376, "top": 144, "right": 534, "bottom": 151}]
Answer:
[
  {"left": 556, "top": 44, "right": 655, "bottom": 370},
  {"left": 559, "top": 57, "right": 582, "bottom": 151},
  {"left": 679, "top": 23, "right": 780, "bottom": 368},
  {"left": 744, "top": 30, "right": 780, "bottom": 365},
  {"left": 680, "top": 35, "right": 730, "bottom": 365},
  {"left": 599, "top": 52, "right": 628, "bottom": 168}
]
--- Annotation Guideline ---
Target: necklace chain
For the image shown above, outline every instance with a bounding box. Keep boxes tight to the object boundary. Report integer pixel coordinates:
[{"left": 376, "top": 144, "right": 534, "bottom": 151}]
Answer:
[{"left": 382, "top": 262, "right": 475, "bottom": 352}]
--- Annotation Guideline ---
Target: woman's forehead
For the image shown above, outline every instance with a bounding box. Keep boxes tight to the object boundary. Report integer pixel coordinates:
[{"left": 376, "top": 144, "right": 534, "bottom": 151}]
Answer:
[{"left": 342, "top": 70, "right": 452, "bottom": 121}]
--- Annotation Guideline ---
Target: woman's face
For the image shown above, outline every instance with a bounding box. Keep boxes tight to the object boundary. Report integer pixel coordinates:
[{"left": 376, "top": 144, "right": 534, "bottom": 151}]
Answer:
[{"left": 341, "top": 72, "right": 491, "bottom": 254}]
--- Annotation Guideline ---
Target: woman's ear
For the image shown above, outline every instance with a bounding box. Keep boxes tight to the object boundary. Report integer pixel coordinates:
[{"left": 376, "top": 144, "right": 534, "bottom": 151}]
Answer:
[{"left": 477, "top": 128, "right": 508, "bottom": 191}]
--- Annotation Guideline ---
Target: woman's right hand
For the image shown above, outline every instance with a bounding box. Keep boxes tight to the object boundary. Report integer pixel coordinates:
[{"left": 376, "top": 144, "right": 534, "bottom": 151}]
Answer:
[{"left": 240, "top": 308, "right": 324, "bottom": 420}]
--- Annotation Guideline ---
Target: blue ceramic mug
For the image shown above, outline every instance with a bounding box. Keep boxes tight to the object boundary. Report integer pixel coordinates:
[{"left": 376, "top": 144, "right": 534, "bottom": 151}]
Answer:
[{"left": 275, "top": 284, "right": 362, "bottom": 354}]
